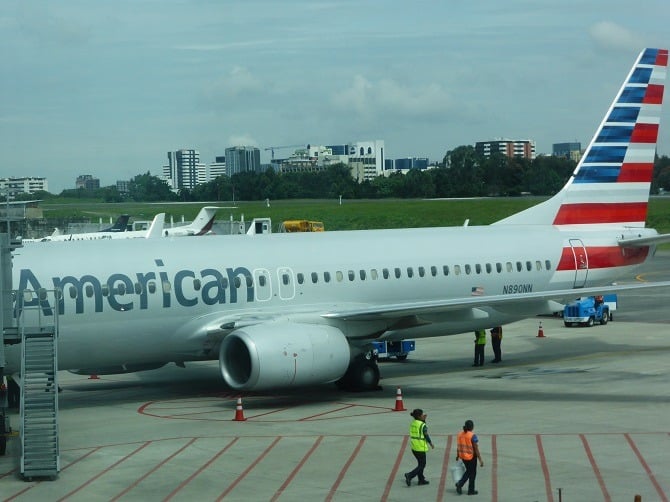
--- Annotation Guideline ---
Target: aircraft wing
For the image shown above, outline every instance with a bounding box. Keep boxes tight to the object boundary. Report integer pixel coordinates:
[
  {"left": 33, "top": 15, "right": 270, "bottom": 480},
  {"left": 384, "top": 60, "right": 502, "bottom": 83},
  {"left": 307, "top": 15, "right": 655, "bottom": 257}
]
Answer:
[{"left": 321, "top": 280, "right": 670, "bottom": 321}]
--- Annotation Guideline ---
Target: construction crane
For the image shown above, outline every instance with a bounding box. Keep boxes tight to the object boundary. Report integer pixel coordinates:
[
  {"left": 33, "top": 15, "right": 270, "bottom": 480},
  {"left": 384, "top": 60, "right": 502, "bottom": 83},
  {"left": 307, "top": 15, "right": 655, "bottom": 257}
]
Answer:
[{"left": 264, "top": 144, "right": 305, "bottom": 160}]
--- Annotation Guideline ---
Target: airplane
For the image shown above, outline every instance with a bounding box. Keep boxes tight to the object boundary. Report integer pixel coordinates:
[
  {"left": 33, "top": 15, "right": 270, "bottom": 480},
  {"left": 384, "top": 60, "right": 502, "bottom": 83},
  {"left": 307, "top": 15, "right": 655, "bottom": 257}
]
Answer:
[
  {"left": 100, "top": 214, "right": 131, "bottom": 232},
  {"left": 163, "top": 206, "right": 221, "bottom": 236},
  {"left": 21, "top": 213, "right": 165, "bottom": 243},
  {"left": 5, "top": 48, "right": 669, "bottom": 393}
]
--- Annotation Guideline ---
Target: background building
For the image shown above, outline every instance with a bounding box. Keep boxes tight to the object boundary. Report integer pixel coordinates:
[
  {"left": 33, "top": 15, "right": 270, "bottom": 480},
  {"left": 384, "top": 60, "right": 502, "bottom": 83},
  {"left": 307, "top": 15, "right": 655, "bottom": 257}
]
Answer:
[
  {"left": 209, "top": 156, "right": 227, "bottom": 179},
  {"left": 75, "top": 175, "right": 100, "bottom": 190},
  {"left": 475, "top": 139, "right": 536, "bottom": 159},
  {"left": 553, "top": 142, "right": 582, "bottom": 162},
  {"left": 225, "top": 146, "right": 261, "bottom": 175},
  {"left": 163, "top": 149, "right": 206, "bottom": 190},
  {"left": 0, "top": 177, "right": 48, "bottom": 197}
]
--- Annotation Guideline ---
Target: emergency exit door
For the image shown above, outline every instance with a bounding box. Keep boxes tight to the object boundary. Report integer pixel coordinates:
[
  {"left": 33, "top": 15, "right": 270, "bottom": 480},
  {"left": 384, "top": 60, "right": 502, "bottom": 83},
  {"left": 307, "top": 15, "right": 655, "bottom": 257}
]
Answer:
[{"left": 569, "top": 239, "right": 588, "bottom": 288}]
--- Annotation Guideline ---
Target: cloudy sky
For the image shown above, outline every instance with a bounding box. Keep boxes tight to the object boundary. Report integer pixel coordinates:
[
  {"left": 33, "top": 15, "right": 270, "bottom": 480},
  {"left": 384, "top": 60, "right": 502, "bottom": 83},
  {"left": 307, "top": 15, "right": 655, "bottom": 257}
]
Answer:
[{"left": 1, "top": 0, "right": 669, "bottom": 193}]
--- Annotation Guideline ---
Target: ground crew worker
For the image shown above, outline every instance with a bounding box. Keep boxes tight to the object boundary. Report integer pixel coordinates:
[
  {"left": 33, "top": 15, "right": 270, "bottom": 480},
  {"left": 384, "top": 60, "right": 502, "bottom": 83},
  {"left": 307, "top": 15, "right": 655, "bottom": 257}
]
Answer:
[
  {"left": 490, "top": 326, "right": 502, "bottom": 363},
  {"left": 473, "top": 330, "right": 486, "bottom": 366},
  {"left": 404, "top": 408, "right": 434, "bottom": 486},
  {"left": 455, "top": 419, "right": 484, "bottom": 495}
]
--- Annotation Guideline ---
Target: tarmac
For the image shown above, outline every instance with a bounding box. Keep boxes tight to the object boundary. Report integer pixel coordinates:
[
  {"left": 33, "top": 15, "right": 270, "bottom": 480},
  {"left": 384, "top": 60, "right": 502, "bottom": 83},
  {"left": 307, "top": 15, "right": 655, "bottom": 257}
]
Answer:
[{"left": 2, "top": 255, "right": 670, "bottom": 501}]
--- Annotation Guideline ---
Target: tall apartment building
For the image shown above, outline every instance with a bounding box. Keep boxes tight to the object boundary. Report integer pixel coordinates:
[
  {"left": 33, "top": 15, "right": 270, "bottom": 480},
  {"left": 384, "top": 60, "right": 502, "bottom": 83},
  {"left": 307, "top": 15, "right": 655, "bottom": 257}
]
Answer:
[
  {"left": 225, "top": 146, "right": 261, "bottom": 175},
  {"left": 0, "top": 177, "right": 49, "bottom": 197},
  {"left": 475, "top": 139, "right": 536, "bottom": 159},
  {"left": 209, "top": 156, "right": 227, "bottom": 179},
  {"left": 163, "top": 149, "right": 206, "bottom": 190}
]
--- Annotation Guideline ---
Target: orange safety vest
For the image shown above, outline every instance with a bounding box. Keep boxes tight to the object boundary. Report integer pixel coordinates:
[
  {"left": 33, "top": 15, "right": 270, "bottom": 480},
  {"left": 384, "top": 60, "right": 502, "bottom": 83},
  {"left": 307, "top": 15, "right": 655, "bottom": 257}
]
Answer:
[{"left": 457, "top": 430, "right": 474, "bottom": 460}]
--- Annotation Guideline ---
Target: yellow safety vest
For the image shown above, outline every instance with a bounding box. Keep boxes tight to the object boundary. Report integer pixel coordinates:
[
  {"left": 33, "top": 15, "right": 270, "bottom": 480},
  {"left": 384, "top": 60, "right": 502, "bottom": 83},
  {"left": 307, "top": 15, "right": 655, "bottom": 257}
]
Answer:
[
  {"left": 409, "top": 419, "right": 429, "bottom": 452},
  {"left": 475, "top": 330, "right": 487, "bottom": 345}
]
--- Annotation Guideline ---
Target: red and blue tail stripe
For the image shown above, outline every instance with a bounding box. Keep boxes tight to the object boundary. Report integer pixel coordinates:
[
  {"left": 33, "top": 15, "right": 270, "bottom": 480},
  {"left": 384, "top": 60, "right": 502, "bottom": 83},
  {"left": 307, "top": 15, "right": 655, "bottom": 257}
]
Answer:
[{"left": 553, "top": 48, "right": 667, "bottom": 226}]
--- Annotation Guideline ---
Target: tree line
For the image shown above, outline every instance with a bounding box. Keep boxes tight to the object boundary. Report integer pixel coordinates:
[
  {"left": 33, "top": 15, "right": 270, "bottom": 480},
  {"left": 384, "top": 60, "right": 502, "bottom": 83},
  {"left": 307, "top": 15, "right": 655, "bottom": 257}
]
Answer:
[{"left": 22, "top": 146, "right": 670, "bottom": 202}]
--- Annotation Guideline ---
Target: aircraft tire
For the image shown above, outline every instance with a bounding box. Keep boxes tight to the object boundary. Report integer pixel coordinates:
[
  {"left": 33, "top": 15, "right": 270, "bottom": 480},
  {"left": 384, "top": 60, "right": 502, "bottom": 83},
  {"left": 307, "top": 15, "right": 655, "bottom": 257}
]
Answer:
[{"left": 336, "top": 355, "right": 381, "bottom": 391}]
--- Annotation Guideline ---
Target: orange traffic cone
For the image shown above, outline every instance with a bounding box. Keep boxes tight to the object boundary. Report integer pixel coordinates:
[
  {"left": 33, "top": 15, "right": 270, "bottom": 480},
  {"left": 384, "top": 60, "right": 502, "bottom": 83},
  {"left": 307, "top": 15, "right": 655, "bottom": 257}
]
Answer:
[
  {"left": 537, "top": 321, "right": 545, "bottom": 338},
  {"left": 233, "top": 397, "right": 246, "bottom": 421},
  {"left": 393, "top": 387, "right": 406, "bottom": 411}
]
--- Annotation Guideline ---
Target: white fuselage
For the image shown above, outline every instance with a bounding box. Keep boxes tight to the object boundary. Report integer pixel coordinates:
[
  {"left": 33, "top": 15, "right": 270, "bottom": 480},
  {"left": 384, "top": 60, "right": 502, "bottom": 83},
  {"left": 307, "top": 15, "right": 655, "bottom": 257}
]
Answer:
[{"left": 4, "top": 223, "right": 654, "bottom": 374}]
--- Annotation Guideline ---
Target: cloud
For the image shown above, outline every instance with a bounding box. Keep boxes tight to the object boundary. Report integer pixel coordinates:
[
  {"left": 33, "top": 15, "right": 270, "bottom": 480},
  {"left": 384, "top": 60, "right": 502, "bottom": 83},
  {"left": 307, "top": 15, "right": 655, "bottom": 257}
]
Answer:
[
  {"left": 332, "top": 75, "right": 453, "bottom": 122},
  {"left": 589, "top": 21, "right": 643, "bottom": 51},
  {"left": 227, "top": 134, "right": 259, "bottom": 148}
]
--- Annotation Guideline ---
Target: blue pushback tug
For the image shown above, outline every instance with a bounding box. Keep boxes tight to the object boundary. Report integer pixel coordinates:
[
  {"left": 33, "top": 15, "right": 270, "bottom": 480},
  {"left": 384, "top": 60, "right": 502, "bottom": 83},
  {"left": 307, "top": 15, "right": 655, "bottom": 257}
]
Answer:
[{"left": 563, "top": 295, "right": 617, "bottom": 327}]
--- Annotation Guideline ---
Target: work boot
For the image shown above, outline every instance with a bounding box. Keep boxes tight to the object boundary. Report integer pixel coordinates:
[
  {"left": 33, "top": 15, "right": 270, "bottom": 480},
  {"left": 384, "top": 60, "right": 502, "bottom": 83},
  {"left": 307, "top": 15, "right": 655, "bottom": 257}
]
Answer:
[
  {"left": 404, "top": 473, "right": 411, "bottom": 486},
  {"left": 418, "top": 479, "right": 429, "bottom": 485},
  {"left": 456, "top": 483, "right": 462, "bottom": 495}
]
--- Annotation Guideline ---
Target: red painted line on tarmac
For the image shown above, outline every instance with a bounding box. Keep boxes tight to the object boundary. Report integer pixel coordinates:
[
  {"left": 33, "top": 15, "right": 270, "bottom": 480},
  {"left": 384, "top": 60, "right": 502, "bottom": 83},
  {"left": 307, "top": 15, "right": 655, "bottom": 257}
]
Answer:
[
  {"left": 4, "top": 484, "right": 34, "bottom": 501},
  {"left": 164, "top": 437, "right": 239, "bottom": 501},
  {"left": 625, "top": 433, "right": 669, "bottom": 502},
  {"left": 270, "top": 435, "right": 324, "bottom": 502},
  {"left": 381, "top": 434, "right": 408, "bottom": 501},
  {"left": 216, "top": 436, "right": 282, "bottom": 501},
  {"left": 491, "top": 434, "right": 498, "bottom": 502},
  {"left": 110, "top": 437, "right": 198, "bottom": 501},
  {"left": 326, "top": 435, "right": 366, "bottom": 502},
  {"left": 535, "top": 435, "right": 554, "bottom": 502},
  {"left": 436, "top": 434, "right": 454, "bottom": 502},
  {"left": 56, "top": 441, "right": 152, "bottom": 502},
  {"left": 579, "top": 434, "right": 610, "bottom": 501},
  {"left": 299, "top": 404, "right": 356, "bottom": 420},
  {"left": 163, "top": 436, "right": 240, "bottom": 500}
]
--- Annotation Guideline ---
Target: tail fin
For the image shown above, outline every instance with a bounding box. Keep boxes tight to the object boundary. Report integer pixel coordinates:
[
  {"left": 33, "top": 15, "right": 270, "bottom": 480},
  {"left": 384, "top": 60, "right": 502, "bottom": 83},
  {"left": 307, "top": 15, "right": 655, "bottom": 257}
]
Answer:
[{"left": 496, "top": 48, "right": 667, "bottom": 227}]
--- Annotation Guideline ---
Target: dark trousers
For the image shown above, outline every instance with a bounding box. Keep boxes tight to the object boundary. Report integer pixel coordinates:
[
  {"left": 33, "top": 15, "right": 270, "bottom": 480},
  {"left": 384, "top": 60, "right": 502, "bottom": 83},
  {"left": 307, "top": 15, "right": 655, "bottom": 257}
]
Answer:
[
  {"left": 408, "top": 450, "right": 427, "bottom": 481},
  {"left": 492, "top": 338, "right": 502, "bottom": 362},
  {"left": 474, "top": 344, "right": 485, "bottom": 366},
  {"left": 458, "top": 457, "right": 478, "bottom": 493}
]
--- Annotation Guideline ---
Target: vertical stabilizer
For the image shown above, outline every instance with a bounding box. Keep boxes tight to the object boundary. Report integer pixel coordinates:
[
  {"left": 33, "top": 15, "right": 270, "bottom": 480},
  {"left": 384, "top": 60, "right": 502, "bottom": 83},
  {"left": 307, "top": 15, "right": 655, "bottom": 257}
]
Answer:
[{"left": 495, "top": 48, "right": 667, "bottom": 227}]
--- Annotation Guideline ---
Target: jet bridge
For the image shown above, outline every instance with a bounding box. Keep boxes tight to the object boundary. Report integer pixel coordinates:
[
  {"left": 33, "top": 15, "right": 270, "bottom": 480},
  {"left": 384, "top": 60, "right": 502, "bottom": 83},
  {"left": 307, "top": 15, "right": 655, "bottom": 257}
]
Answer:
[{"left": 0, "top": 233, "right": 60, "bottom": 479}]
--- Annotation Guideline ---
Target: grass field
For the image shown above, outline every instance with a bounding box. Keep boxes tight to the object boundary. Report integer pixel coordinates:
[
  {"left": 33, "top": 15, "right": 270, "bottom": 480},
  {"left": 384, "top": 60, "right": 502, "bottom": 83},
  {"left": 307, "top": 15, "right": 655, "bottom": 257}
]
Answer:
[{"left": 39, "top": 196, "right": 670, "bottom": 234}]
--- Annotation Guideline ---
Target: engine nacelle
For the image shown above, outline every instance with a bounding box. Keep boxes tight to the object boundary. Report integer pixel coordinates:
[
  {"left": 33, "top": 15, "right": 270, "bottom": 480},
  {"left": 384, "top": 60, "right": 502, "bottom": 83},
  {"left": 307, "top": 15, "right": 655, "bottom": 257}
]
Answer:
[{"left": 219, "top": 321, "right": 351, "bottom": 390}]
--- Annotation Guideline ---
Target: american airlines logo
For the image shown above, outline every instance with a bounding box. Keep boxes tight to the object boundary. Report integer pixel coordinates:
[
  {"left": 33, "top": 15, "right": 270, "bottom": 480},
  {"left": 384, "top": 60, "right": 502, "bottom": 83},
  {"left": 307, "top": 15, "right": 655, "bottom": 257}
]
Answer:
[{"left": 16, "top": 260, "right": 255, "bottom": 316}]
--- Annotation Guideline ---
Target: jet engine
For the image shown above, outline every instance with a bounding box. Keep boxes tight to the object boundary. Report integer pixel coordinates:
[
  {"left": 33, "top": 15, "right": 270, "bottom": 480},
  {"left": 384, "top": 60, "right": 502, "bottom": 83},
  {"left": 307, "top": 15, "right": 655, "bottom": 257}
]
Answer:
[{"left": 219, "top": 321, "right": 351, "bottom": 390}]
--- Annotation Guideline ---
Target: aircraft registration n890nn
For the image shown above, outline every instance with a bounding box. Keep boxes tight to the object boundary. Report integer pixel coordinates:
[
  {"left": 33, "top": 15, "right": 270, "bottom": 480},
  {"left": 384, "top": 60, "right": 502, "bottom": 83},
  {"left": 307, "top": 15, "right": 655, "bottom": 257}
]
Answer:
[{"left": 6, "top": 48, "right": 670, "bottom": 392}]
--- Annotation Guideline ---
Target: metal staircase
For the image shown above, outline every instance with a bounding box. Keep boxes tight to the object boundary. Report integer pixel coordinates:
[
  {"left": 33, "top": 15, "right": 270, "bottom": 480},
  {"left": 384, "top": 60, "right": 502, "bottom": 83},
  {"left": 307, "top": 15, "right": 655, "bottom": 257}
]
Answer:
[{"left": 18, "top": 289, "right": 60, "bottom": 479}]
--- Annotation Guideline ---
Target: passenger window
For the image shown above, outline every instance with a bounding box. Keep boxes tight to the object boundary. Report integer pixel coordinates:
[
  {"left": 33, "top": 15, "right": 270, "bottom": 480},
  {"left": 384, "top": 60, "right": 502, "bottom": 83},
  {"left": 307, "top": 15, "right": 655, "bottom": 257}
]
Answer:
[
  {"left": 101, "top": 284, "right": 109, "bottom": 296},
  {"left": 336, "top": 271, "right": 344, "bottom": 282},
  {"left": 234, "top": 277, "right": 242, "bottom": 288},
  {"left": 506, "top": 262, "right": 513, "bottom": 273},
  {"left": 86, "top": 285, "right": 95, "bottom": 297},
  {"left": 69, "top": 286, "right": 77, "bottom": 299},
  {"left": 395, "top": 268, "right": 401, "bottom": 279},
  {"left": 383, "top": 268, "right": 390, "bottom": 279},
  {"left": 465, "top": 264, "right": 471, "bottom": 275},
  {"left": 516, "top": 262, "right": 522, "bottom": 272},
  {"left": 407, "top": 267, "right": 413, "bottom": 278},
  {"left": 431, "top": 266, "right": 437, "bottom": 277},
  {"left": 221, "top": 278, "right": 229, "bottom": 289},
  {"left": 454, "top": 265, "right": 461, "bottom": 275},
  {"left": 496, "top": 263, "right": 502, "bottom": 273},
  {"left": 281, "top": 274, "right": 289, "bottom": 286},
  {"left": 535, "top": 261, "right": 542, "bottom": 271},
  {"left": 163, "top": 281, "right": 171, "bottom": 293},
  {"left": 311, "top": 272, "right": 318, "bottom": 283},
  {"left": 443, "top": 265, "right": 449, "bottom": 276},
  {"left": 117, "top": 283, "right": 126, "bottom": 295},
  {"left": 297, "top": 273, "right": 304, "bottom": 285},
  {"left": 370, "top": 269, "right": 378, "bottom": 280},
  {"left": 526, "top": 261, "right": 532, "bottom": 271},
  {"left": 246, "top": 276, "right": 253, "bottom": 287},
  {"left": 485, "top": 263, "right": 492, "bottom": 274},
  {"left": 360, "top": 270, "right": 366, "bottom": 280},
  {"left": 545, "top": 260, "right": 552, "bottom": 270},
  {"left": 348, "top": 270, "right": 355, "bottom": 281},
  {"left": 475, "top": 264, "right": 482, "bottom": 274},
  {"left": 418, "top": 266, "right": 425, "bottom": 277},
  {"left": 259, "top": 275, "right": 267, "bottom": 287},
  {"left": 148, "top": 282, "right": 156, "bottom": 294},
  {"left": 324, "top": 271, "right": 331, "bottom": 283}
]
